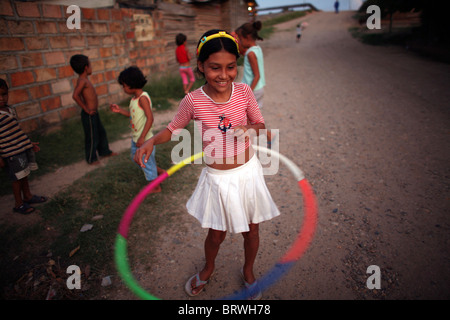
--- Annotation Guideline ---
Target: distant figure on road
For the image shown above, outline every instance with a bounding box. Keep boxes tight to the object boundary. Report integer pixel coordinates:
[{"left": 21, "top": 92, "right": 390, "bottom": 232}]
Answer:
[
  {"left": 334, "top": 0, "right": 339, "bottom": 13},
  {"left": 296, "top": 24, "right": 302, "bottom": 42}
]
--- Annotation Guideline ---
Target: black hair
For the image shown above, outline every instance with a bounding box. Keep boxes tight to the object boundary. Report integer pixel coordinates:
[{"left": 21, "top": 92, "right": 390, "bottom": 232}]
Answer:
[
  {"left": 118, "top": 66, "right": 147, "bottom": 89},
  {"left": 196, "top": 29, "right": 240, "bottom": 78},
  {"left": 236, "top": 21, "right": 263, "bottom": 41},
  {"left": 70, "top": 54, "right": 90, "bottom": 75},
  {"left": 0, "top": 78, "right": 8, "bottom": 91},
  {"left": 176, "top": 33, "right": 187, "bottom": 46}
]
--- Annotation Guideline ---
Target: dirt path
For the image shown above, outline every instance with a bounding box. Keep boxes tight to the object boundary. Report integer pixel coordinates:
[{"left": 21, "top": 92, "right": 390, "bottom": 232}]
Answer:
[
  {"left": 4, "top": 11, "right": 450, "bottom": 300},
  {"left": 105, "top": 11, "right": 450, "bottom": 300}
]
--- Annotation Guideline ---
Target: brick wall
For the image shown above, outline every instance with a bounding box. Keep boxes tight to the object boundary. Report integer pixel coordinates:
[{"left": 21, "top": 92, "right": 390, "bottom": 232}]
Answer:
[
  {"left": 0, "top": 0, "right": 251, "bottom": 133},
  {"left": 0, "top": 0, "right": 167, "bottom": 132}
]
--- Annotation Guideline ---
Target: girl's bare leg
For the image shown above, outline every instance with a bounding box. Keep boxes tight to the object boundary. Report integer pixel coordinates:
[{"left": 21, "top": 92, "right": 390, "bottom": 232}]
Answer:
[
  {"left": 190, "top": 228, "right": 226, "bottom": 294},
  {"left": 242, "top": 223, "right": 259, "bottom": 284}
]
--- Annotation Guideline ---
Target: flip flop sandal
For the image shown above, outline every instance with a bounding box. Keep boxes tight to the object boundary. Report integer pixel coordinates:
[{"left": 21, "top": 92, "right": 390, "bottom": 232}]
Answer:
[
  {"left": 13, "top": 203, "right": 35, "bottom": 215},
  {"left": 25, "top": 195, "right": 47, "bottom": 204},
  {"left": 240, "top": 268, "right": 262, "bottom": 300},
  {"left": 185, "top": 272, "right": 211, "bottom": 297}
]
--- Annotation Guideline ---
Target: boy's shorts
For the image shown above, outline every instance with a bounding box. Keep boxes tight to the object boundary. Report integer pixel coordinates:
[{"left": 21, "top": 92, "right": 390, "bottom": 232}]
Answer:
[
  {"left": 130, "top": 140, "right": 158, "bottom": 181},
  {"left": 3, "top": 148, "right": 38, "bottom": 181}
]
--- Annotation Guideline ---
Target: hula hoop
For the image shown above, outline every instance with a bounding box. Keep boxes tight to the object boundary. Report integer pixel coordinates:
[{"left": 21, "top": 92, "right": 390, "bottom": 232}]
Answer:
[{"left": 115, "top": 146, "right": 318, "bottom": 300}]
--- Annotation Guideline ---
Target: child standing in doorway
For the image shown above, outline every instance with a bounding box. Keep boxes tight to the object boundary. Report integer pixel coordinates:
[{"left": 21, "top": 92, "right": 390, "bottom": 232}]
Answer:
[
  {"left": 175, "top": 33, "right": 196, "bottom": 95},
  {"left": 235, "top": 21, "right": 274, "bottom": 146},
  {"left": 110, "top": 66, "right": 164, "bottom": 192},
  {"left": 0, "top": 79, "right": 47, "bottom": 214},
  {"left": 70, "top": 54, "right": 115, "bottom": 164},
  {"left": 134, "top": 30, "right": 280, "bottom": 299}
]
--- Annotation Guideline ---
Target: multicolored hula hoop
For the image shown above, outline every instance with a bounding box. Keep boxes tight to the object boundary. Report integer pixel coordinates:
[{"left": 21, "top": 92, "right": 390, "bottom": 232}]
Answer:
[{"left": 114, "top": 146, "right": 318, "bottom": 300}]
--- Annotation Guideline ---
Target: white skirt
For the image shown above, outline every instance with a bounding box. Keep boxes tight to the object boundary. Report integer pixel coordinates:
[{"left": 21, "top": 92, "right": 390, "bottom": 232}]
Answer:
[{"left": 186, "top": 154, "right": 280, "bottom": 233}]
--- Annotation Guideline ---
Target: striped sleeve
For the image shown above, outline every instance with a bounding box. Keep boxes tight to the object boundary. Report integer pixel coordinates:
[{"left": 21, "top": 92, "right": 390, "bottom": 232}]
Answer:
[
  {"left": 167, "top": 94, "right": 195, "bottom": 134},
  {"left": 0, "top": 113, "right": 33, "bottom": 157},
  {"left": 243, "top": 84, "right": 265, "bottom": 125}
]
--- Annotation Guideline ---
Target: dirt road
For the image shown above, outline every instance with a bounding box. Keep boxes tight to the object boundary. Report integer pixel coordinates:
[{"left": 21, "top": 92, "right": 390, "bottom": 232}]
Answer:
[
  {"left": 107, "top": 11, "right": 450, "bottom": 300},
  {"left": 4, "top": 11, "right": 449, "bottom": 300}
]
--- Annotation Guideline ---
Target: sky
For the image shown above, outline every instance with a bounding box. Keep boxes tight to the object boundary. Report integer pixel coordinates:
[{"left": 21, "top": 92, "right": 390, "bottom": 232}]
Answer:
[{"left": 256, "top": 0, "right": 364, "bottom": 12}]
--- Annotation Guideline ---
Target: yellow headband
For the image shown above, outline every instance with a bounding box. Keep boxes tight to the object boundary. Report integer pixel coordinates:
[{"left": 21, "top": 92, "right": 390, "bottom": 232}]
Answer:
[{"left": 197, "top": 31, "right": 240, "bottom": 57}]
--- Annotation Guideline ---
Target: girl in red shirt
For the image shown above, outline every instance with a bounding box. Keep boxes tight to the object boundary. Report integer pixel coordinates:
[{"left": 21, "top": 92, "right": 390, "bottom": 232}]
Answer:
[
  {"left": 175, "top": 33, "right": 196, "bottom": 94},
  {"left": 136, "top": 30, "right": 280, "bottom": 299}
]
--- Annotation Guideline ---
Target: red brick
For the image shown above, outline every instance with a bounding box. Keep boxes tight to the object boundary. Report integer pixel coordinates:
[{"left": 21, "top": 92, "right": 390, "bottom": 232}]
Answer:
[
  {"left": 49, "top": 36, "right": 68, "bottom": 49},
  {"left": 126, "top": 31, "right": 135, "bottom": 39},
  {"left": 97, "top": 9, "right": 110, "bottom": 21},
  {"left": 112, "top": 9, "right": 123, "bottom": 20},
  {"left": 87, "top": 36, "right": 101, "bottom": 46},
  {"left": 36, "top": 21, "right": 58, "bottom": 34},
  {"left": 15, "top": 1, "right": 41, "bottom": 18},
  {"left": 92, "top": 22, "right": 108, "bottom": 33},
  {"left": 113, "top": 33, "right": 125, "bottom": 45},
  {"left": 0, "top": 0, "right": 14, "bottom": 16},
  {"left": 15, "top": 102, "right": 41, "bottom": 119},
  {"left": 44, "top": 52, "right": 65, "bottom": 65},
  {"left": 136, "top": 59, "right": 145, "bottom": 68},
  {"left": 104, "top": 70, "right": 115, "bottom": 82},
  {"left": 102, "top": 35, "right": 114, "bottom": 45},
  {"left": 25, "top": 36, "right": 49, "bottom": 50},
  {"left": 91, "top": 60, "right": 104, "bottom": 72},
  {"left": 59, "top": 106, "right": 78, "bottom": 120},
  {"left": 0, "top": 55, "right": 18, "bottom": 71},
  {"left": 29, "top": 84, "right": 51, "bottom": 99},
  {"left": 19, "top": 52, "right": 43, "bottom": 68},
  {"left": 99, "top": 47, "right": 113, "bottom": 58},
  {"left": 40, "top": 96, "right": 61, "bottom": 112},
  {"left": 19, "top": 119, "right": 39, "bottom": 133},
  {"left": 42, "top": 4, "right": 62, "bottom": 18},
  {"left": 89, "top": 73, "right": 104, "bottom": 84},
  {"left": 95, "top": 84, "right": 108, "bottom": 96},
  {"left": 8, "top": 89, "right": 29, "bottom": 104},
  {"left": 58, "top": 65, "right": 74, "bottom": 78},
  {"left": 68, "top": 35, "right": 85, "bottom": 47},
  {"left": 81, "top": 8, "right": 96, "bottom": 20},
  {"left": 0, "top": 37, "right": 24, "bottom": 51},
  {"left": 104, "top": 58, "right": 116, "bottom": 70},
  {"left": 11, "top": 71, "right": 34, "bottom": 87},
  {"left": 35, "top": 68, "right": 57, "bottom": 82},
  {"left": 41, "top": 112, "right": 61, "bottom": 126},
  {"left": 129, "top": 50, "right": 138, "bottom": 59},
  {"left": 109, "top": 22, "right": 122, "bottom": 33},
  {"left": 7, "top": 20, "right": 34, "bottom": 34}
]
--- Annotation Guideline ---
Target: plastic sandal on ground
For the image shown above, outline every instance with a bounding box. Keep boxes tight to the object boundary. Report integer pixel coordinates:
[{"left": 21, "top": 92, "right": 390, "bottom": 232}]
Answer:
[
  {"left": 185, "top": 272, "right": 210, "bottom": 297},
  {"left": 240, "top": 268, "right": 262, "bottom": 300}
]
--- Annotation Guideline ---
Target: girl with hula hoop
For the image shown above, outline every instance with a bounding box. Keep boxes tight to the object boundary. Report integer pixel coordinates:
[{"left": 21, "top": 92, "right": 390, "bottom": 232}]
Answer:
[{"left": 134, "top": 30, "right": 280, "bottom": 300}]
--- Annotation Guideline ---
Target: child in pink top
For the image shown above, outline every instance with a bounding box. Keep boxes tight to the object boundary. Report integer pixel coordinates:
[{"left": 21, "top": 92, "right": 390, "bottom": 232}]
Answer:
[{"left": 175, "top": 33, "right": 196, "bottom": 94}]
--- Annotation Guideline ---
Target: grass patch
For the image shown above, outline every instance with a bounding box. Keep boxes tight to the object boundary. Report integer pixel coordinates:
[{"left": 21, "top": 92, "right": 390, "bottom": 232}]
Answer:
[{"left": 0, "top": 123, "right": 202, "bottom": 299}]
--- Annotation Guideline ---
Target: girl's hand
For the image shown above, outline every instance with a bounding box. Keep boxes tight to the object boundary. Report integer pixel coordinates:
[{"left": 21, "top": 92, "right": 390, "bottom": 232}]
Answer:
[
  {"left": 110, "top": 104, "right": 120, "bottom": 113},
  {"left": 136, "top": 136, "right": 145, "bottom": 148},
  {"left": 31, "top": 142, "right": 40, "bottom": 152},
  {"left": 134, "top": 139, "right": 154, "bottom": 168},
  {"left": 230, "top": 125, "right": 249, "bottom": 142}
]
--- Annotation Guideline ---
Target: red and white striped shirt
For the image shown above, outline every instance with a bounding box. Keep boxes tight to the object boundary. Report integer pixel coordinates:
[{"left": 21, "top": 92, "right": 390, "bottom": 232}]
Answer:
[{"left": 167, "top": 82, "right": 264, "bottom": 158}]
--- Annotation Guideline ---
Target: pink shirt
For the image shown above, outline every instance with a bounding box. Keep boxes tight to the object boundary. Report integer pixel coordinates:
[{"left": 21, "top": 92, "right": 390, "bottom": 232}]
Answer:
[{"left": 167, "top": 82, "right": 264, "bottom": 158}]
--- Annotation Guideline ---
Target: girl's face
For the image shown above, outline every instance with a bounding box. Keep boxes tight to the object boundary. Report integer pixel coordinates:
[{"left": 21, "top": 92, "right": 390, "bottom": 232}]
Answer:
[
  {"left": 198, "top": 49, "right": 237, "bottom": 101},
  {"left": 0, "top": 87, "right": 8, "bottom": 108},
  {"left": 122, "top": 83, "right": 134, "bottom": 95}
]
